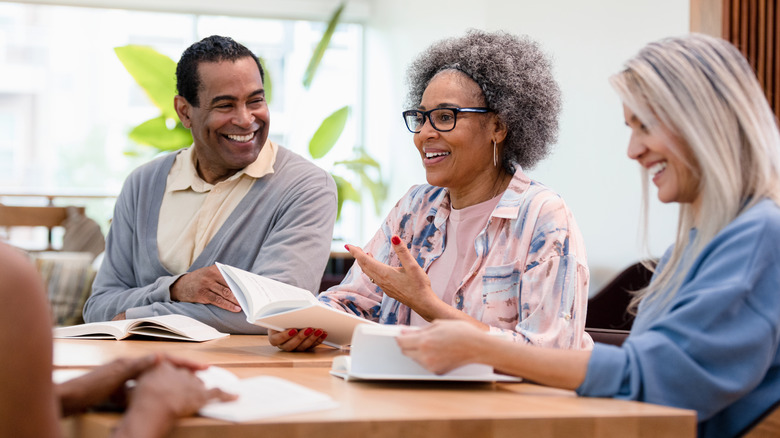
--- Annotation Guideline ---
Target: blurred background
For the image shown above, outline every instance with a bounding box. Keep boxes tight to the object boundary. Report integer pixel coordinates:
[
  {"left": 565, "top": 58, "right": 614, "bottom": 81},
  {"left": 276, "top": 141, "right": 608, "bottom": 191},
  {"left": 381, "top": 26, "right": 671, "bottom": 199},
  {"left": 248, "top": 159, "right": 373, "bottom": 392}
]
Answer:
[{"left": 0, "top": 0, "right": 732, "bottom": 295}]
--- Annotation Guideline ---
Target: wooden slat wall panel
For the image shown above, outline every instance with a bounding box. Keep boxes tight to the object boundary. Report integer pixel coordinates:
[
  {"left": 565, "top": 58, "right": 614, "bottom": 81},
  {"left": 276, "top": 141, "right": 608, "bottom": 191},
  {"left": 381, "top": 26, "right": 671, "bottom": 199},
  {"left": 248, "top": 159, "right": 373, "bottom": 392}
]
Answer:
[{"left": 722, "top": 0, "right": 779, "bottom": 122}]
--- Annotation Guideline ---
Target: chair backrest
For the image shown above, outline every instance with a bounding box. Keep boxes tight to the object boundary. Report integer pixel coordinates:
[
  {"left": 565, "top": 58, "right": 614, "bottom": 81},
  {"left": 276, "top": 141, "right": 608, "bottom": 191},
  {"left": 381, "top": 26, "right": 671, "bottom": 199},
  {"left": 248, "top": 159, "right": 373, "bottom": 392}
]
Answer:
[
  {"left": 0, "top": 205, "right": 86, "bottom": 250},
  {"left": 586, "top": 261, "right": 655, "bottom": 331},
  {"left": 585, "top": 328, "right": 631, "bottom": 347},
  {"left": 0, "top": 204, "right": 84, "bottom": 227},
  {"left": 740, "top": 402, "right": 780, "bottom": 437}
]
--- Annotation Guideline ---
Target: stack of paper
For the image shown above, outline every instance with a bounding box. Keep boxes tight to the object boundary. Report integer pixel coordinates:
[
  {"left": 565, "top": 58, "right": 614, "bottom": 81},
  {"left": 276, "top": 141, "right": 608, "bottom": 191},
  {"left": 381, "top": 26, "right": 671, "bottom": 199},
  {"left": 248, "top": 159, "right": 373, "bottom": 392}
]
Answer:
[{"left": 196, "top": 367, "right": 339, "bottom": 422}]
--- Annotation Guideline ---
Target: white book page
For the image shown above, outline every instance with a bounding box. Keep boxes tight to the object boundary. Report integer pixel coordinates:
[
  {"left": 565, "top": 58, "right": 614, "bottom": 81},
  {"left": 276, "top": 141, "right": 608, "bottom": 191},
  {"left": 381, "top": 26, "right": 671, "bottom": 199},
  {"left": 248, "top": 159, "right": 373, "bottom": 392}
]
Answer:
[
  {"left": 332, "top": 324, "right": 522, "bottom": 382},
  {"left": 198, "top": 368, "right": 338, "bottom": 422},
  {"left": 53, "top": 319, "right": 135, "bottom": 339},
  {"left": 217, "top": 263, "right": 317, "bottom": 320},
  {"left": 129, "top": 314, "right": 228, "bottom": 342},
  {"left": 253, "top": 304, "right": 373, "bottom": 347}
]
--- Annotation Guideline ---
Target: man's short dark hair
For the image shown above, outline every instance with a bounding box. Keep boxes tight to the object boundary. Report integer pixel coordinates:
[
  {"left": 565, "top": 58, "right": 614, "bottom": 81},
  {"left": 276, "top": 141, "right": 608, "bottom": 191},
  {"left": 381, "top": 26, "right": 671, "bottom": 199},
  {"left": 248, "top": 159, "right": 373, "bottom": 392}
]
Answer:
[{"left": 176, "top": 35, "right": 264, "bottom": 107}]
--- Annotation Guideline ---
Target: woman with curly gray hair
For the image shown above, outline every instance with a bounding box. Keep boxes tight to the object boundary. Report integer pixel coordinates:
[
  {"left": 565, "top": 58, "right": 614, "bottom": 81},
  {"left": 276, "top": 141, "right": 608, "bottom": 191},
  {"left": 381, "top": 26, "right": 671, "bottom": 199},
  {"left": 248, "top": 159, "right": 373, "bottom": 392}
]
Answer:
[{"left": 270, "top": 30, "right": 591, "bottom": 353}]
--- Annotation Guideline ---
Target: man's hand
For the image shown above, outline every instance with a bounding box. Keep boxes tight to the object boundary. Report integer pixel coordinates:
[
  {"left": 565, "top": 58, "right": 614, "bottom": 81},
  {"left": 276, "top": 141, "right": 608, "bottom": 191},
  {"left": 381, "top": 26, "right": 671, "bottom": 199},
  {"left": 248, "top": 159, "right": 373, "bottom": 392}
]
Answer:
[{"left": 170, "top": 265, "right": 241, "bottom": 312}]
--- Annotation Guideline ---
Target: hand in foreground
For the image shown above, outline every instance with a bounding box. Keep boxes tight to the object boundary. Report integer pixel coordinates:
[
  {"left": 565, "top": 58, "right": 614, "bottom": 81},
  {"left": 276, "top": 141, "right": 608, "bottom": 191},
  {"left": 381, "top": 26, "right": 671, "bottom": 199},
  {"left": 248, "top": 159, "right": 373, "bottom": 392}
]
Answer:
[
  {"left": 345, "top": 235, "right": 439, "bottom": 317},
  {"left": 396, "top": 320, "right": 487, "bottom": 374},
  {"left": 56, "top": 354, "right": 212, "bottom": 416},
  {"left": 116, "top": 361, "right": 236, "bottom": 438},
  {"left": 268, "top": 327, "right": 329, "bottom": 352},
  {"left": 170, "top": 265, "right": 242, "bottom": 312}
]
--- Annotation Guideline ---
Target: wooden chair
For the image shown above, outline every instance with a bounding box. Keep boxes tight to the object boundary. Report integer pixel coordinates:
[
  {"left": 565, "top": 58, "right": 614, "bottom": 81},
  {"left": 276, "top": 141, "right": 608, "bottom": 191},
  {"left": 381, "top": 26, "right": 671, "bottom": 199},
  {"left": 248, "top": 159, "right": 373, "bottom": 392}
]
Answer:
[
  {"left": 584, "top": 261, "right": 656, "bottom": 347},
  {"left": 586, "top": 261, "right": 655, "bottom": 331},
  {"left": 585, "top": 327, "right": 631, "bottom": 347},
  {"left": 0, "top": 204, "right": 85, "bottom": 250},
  {"left": 740, "top": 402, "right": 780, "bottom": 437},
  {"left": 319, "top": 251, "right": 354, "bottom": 292}
]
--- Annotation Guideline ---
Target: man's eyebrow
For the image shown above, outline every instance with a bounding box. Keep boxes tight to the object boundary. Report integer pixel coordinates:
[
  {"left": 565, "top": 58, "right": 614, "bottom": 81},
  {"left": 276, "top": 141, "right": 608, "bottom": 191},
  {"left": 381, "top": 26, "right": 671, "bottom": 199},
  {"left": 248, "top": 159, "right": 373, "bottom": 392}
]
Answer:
[
  {"left": 209, "top": 89, "right": 265, "bottom": 106},
  {"left": 210, "top": 95, "right": 236, "bottom": 106}
]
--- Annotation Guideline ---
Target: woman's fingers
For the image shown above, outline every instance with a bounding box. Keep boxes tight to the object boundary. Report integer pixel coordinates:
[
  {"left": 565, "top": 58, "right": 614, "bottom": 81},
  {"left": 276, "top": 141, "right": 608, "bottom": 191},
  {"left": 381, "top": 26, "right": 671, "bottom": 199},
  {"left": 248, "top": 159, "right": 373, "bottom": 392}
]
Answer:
[
  {"left": 390, "top": 235, "right": 417, "bottom": 269},
  {"left": 272, "top": 328, "right": 328, "bottom": 352},
  {"left": 345, "top": 243, "right": 386, "bottom": 284}
]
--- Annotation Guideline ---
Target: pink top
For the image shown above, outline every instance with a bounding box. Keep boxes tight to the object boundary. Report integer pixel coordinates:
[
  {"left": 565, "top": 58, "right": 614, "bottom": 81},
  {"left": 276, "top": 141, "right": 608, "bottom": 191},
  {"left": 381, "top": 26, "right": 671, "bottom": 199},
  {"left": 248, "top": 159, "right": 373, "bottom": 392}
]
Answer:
[
  {"left": 410, "top": 194, "right": 502, "bottom": 326},
  {"left": 319, "top": 167, "right": 592, "bottom": 349}
]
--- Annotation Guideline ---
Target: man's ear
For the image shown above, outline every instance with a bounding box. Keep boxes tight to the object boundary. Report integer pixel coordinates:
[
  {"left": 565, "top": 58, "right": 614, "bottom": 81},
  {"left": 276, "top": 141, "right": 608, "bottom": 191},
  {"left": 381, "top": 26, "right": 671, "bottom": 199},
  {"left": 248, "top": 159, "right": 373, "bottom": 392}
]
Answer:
[{"left": 174, "top": 95, "right": 192, "bottom": 129}]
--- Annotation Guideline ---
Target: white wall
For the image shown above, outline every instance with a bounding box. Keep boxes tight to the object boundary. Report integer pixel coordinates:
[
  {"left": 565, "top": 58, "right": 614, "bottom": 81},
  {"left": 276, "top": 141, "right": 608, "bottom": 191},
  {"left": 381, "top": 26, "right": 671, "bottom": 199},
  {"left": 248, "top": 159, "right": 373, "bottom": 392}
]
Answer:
[{"left": 363, "top": 0, "right": 690, "bottom": 293}]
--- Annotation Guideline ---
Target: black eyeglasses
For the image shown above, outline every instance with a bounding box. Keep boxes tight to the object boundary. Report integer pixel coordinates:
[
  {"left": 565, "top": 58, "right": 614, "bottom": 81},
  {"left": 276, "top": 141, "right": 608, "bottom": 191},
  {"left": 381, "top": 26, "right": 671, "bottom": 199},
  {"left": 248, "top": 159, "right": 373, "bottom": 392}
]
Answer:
[{"left": 402, "top": 107, "right": 492, "bottom": 133}]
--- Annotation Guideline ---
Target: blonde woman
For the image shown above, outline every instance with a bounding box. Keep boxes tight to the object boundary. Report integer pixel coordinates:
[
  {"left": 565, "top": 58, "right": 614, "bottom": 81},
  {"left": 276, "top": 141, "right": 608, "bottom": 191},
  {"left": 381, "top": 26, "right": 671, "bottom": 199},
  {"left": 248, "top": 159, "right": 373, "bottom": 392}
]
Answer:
[{"left": 397, "top": 34, "right": 780, "bottom": 438}]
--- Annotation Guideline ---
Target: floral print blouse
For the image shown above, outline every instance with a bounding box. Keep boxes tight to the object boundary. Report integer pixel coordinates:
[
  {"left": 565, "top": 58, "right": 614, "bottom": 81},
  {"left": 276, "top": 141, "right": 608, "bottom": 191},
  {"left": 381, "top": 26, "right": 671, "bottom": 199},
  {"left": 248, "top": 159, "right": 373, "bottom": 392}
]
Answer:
[{"left": 319, "top": 167, "right": 593, "bottom": 349}]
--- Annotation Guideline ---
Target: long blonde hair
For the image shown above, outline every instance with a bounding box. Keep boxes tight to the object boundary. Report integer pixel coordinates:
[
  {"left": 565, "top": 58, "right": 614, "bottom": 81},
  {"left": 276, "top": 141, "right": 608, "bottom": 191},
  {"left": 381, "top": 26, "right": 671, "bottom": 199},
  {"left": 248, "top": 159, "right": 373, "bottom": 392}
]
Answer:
[{"left": 610, "top": 34, "right": 780, "bottom": 312}]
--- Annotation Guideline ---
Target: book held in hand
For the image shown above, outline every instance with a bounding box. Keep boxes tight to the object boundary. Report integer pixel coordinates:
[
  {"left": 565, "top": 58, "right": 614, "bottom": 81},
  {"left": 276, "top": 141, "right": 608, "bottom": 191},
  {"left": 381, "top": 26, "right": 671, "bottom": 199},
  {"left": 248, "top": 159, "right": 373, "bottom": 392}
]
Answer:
[
  {"left": 330, "top": 324, "right": 522, "bottom": 382},
  {"left": 53, "top": 314, "right": 228, "bottom": 342},
  {"left": 216, "top": 263, "right": 377, "bottom": 348}
]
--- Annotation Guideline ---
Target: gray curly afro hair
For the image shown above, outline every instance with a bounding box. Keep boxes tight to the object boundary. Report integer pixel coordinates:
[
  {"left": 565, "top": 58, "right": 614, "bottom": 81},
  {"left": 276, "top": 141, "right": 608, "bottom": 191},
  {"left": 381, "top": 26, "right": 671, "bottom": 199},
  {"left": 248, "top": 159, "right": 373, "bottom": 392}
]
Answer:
[{"left": 406, "top": 29, "right": 561, "bottom": 170}]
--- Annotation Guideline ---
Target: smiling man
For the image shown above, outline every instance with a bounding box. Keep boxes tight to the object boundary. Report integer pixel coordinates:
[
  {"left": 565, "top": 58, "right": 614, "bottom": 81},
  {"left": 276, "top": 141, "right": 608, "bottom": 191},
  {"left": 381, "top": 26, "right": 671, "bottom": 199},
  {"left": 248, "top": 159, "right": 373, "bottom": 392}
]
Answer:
[{"left": 84, "top": 36, "right": 338, "bottom": 333}]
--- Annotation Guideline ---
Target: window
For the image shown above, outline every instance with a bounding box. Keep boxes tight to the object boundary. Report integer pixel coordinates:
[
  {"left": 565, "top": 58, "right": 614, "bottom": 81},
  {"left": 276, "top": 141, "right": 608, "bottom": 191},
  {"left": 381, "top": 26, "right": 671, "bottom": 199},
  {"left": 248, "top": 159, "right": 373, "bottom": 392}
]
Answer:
[{"left": 0, "top": 2, "right": 364, "bottom": 242}]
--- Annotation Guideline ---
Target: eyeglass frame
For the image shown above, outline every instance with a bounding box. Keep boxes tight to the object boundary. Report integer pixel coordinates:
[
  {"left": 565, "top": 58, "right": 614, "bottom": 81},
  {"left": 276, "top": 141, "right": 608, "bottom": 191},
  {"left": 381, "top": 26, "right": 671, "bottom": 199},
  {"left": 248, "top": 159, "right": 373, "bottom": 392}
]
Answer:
[{"left": 401, "top": 107, "right": 493, "bottom": 133}]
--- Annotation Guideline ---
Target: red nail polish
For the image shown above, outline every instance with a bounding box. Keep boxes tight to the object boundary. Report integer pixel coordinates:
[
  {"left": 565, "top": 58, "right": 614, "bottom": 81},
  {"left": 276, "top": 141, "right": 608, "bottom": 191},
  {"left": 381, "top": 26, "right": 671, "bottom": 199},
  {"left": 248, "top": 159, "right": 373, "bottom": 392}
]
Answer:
[
  {"left": 314, "top": 329, "right": 323, "bottom": 337},
  {"left": 344, "top": 244, "right": 350, "bottom": 251},
  {"left": 392, "top": 236, "right": 401, "bottom": 245},
  {"left": 288, "top": 329, "right": 297, "bottom": 336},
  {"left": 322, "top": 333, "right": 328, "bottom": 340},
  {"left": 304, "top": 327, "right": 313, "bottom": 336}
]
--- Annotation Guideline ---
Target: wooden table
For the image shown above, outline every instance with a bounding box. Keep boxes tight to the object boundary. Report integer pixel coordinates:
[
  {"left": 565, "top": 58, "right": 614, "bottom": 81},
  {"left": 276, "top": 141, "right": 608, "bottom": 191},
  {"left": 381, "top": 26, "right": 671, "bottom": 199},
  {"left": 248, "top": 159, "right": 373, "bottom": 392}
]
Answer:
[
  {"left": 54, "top": 335, "right": 343, "bottom": 369},
  {"left": 63, "top": 367, "right": 696, "bottom": 438}
]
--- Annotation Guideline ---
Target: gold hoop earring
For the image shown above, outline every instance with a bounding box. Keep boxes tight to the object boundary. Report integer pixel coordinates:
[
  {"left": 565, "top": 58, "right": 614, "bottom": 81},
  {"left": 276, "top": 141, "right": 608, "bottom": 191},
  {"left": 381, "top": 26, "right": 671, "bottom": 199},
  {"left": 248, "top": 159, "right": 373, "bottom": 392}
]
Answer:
[{"left": 493, "top": 140, "right": 498, "bottom": 167}]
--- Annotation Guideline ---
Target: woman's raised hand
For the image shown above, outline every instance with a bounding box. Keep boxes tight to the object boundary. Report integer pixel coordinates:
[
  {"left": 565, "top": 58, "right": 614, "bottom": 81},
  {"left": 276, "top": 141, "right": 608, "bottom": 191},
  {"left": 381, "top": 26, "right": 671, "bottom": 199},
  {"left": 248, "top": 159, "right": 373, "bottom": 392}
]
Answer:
[{"left": 345, "top": 235, "right": 440, "bottom": 318}]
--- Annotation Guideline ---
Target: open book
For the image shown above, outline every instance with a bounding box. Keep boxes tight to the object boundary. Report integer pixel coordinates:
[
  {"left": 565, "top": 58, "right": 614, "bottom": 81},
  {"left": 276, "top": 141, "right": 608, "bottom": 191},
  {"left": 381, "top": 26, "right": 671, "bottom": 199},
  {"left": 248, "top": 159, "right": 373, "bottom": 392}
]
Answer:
[
  {"left": 330, "top": 324, "right": 522, "bottom": 382},
  {"left": 216, "top": 263, "right": 376, "bottom": 348},
  {"left": 196, "top": 366, "right": 338, "bottom": 422},
  {"left": 53, "top": 314, "right": 228, "bottom": 342}
]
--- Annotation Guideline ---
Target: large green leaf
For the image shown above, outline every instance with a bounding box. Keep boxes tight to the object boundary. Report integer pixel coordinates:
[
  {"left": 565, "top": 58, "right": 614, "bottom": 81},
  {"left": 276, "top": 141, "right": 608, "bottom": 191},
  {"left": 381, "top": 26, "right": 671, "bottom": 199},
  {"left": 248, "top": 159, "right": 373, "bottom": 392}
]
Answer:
[
  {"left": 302, "top": 2, "right": 345, "bottom": 89},
  {"left": 334, "top": 162, "right": 387, "bottom": 215},
  {"left": 129, "top": 116, "right": 192, "bottom": 151},
  {"left": 358, "top": 171, "right": 388, "bottom": 215},
  {"left": 309, "top": 105, "right": 350, "bottom": 159},
  {"left": 334, "top": 152, "right": 381, "bottom": 169},
  {"left": 257, "top": 56, "right": 273, "bottom": 104},
  {"left": 332, "top": 174, "right": 361, "bottom": 219},
  {"left": 115, "top": 45, "right": 178, "bottom": 119}
]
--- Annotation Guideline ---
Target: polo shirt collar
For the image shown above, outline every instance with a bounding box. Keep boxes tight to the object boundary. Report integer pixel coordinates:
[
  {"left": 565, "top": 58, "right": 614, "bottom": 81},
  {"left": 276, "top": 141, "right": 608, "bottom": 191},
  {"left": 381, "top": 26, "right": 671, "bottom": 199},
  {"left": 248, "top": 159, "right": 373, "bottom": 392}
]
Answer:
[{"left": 168, "top": 139, "right": 277, "bottom": 193}]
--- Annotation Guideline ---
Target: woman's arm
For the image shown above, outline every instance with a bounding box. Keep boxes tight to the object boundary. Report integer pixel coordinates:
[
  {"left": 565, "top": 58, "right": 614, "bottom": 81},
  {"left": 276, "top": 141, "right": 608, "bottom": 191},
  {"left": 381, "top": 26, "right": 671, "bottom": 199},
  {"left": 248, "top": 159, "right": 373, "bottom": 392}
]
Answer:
[
  {"left": 0, "top": 244, "right": 62, "bottom": 438},
  {"left": 396, "top": 319, "right": 590, "bottom": 389}
]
